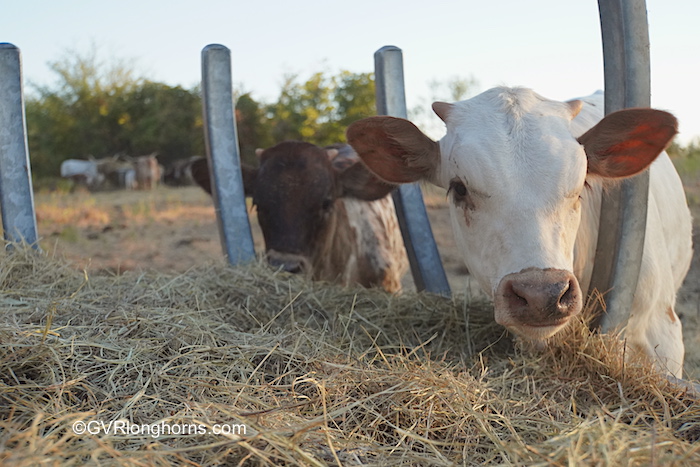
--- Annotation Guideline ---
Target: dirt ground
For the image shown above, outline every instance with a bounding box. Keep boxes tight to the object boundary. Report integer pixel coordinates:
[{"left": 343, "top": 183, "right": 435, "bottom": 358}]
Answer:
[{"left": 33, "top": 181, "right": 700, "bottom": 378}]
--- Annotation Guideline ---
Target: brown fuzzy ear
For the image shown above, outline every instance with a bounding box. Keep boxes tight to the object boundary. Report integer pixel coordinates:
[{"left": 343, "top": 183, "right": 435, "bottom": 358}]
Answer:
[
  {"left": 326, "top": 143, "right": 397, "bottom": 201},
  {"left": 346, "top": 116, "right": 440, "bottom": 184},
  {"left": 190, "top": 157, "right": 258, "bottom": 197},
  {"left": 578, "top": 108, "right": 678, "bottom": 178},
  {"left": 336, "top": 160, "right": 397, "bottom": 201}
]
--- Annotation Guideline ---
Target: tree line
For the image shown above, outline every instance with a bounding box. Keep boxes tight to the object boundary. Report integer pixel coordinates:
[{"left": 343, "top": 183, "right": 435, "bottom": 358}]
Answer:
[
  {"left": 25, "top": 50, "right": 377, "bottom": 182},
  {"left": 25, "top": 49, "right": 698, "bottom": 184}
]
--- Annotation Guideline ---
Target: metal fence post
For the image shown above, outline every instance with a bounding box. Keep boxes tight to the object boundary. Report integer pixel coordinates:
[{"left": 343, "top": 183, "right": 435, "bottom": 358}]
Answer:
[
  {"left": 201, "top": 44, "right": 255, "bottom": 265},
  {"left": 0, "top": 43, "right": 39, "bottom": 248},
  {"left": 590, "top": 0, "right": 651, "bottom": 331},
  {"left": 374, "top": 46, "right": 451, "bottom": 296}
]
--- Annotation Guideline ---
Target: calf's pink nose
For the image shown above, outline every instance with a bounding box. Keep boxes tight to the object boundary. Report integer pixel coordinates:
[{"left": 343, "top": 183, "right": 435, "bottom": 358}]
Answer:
[{"left": 495, "top": 268, "right": 582, "bottom": 330}]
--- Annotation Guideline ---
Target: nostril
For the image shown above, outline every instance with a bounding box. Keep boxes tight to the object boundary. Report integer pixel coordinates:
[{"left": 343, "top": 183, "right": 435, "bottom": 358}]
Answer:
[
  {"left": 558, "top": 278, "right": 580, "bottom": 310},
  {"left": 506, "top": 281, "right": 529, "bottom": 308},
  {"left": 552, "top": 280, "right": 570, "bottom": 304},
  {"left": 284, "top": 263, "right": 303, "bottom": 274}
]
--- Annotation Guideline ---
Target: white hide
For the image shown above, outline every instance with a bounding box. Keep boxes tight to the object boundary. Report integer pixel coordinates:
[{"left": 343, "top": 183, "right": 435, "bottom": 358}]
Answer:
[
  {"left": 60, "top": 159, "right": 104, "bottom": 187},
  {"left": 435, "top": 88, "right": 692, "bottom": 377},
  {"left": 340, "top": 196, "right": 408, "bottom": 293}
]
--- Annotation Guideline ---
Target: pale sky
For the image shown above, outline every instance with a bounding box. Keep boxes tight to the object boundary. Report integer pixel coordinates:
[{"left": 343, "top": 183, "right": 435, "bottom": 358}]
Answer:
[{"left": 4, "top": 0, "right": 699, "bottom": 143}]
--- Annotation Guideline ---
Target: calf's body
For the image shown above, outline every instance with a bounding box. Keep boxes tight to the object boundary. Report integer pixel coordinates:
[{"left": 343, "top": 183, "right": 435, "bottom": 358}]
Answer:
[{"left": 348, "top": 87, "right": 692, "bottom": 377}]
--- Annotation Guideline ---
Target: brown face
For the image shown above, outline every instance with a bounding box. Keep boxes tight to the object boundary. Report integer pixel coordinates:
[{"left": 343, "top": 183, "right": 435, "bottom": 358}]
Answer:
[
  {"left": 251, "top": 142, "right": 337, "bottom": 272},
  {"left": 190, "top": 140, "right": 398, "bottom": 277}
]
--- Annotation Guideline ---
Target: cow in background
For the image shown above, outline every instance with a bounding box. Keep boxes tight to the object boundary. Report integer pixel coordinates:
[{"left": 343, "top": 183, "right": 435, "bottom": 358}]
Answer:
[
  {"left": 97, "top": 156, "right": 136, "bottom": 190},
  {"left": 60, "top": 159, "right": 104, "bottom": 189},
  {"left": 347, "top": 87, "right": 692, "bottom": 377},
  {"left": 134, "top": 154, "right": 160, "bottom": 190},
  {"left": 191, "top": 141, "right": 409, "bottom": 293}
]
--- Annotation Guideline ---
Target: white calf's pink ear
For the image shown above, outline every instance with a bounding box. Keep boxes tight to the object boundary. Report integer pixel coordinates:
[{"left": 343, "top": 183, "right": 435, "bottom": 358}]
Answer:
[
  {"left": 255, "top": 148, "right": 264, "bottom": 157},
  {"left": 346, "top": 116, "right": 440, "bottom": 184},
  {"left": 578, "top": 108, "right": 678, "bottom": 178},
  {"left": 432, "top": 101, "right": 454, "bottom": 122}
]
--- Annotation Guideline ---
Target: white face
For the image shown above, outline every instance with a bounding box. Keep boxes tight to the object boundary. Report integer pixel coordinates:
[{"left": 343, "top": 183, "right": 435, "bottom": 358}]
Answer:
[
  {"left": 436, "top": 89, "right": 588, "bottom": 298},
  {"left": 347, "top": 86, "right": 675, "bottom": 342}
]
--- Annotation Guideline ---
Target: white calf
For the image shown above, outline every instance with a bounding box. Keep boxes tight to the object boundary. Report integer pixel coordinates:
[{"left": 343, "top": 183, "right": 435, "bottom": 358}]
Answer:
[{"left": 347, "top": 87, "right": 692, "bottom": 377}]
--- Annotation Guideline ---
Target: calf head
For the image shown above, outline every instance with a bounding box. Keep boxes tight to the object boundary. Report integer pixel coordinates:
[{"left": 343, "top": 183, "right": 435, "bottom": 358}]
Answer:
[
  {"left": 347, "top": 87, "right": 677, "bottom": 342},
  {"left": 192, "top": 141, "right": 395, "bottom": 277}
]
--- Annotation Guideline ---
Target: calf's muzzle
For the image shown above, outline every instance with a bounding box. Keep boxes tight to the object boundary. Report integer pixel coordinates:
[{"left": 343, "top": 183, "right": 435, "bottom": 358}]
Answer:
[
  {"left": 494, "top": 268, "right": 582, "bottom": 340},
  {"left": 265, "top": 249, "right": 312, "bottom": 275}
]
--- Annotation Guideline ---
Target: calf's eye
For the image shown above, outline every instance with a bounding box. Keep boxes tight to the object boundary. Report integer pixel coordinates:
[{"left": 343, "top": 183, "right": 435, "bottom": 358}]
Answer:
[
  {"left": 448, "top": 179, "right": 476, "bottom": 211},
  {"left": 449, "top": 180, "right": 468, "bottom": 200},
  {"left": 321, "top": 197, "right": 334, "bottom": 211}
]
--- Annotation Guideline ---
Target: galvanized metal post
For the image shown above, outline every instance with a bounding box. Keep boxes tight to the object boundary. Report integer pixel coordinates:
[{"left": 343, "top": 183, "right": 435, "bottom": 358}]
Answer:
[
  {"left": 590, "top": 0, "right": 651, "bottom": 331},
  {"left": 201, "top": 44, "right": 255, "bottom": 265},
  {"left": 0, "top": 43, "right": 39, "bottom": 247},
  {"left": 374, "top": 46, "right": 451, "bottom": 296}
]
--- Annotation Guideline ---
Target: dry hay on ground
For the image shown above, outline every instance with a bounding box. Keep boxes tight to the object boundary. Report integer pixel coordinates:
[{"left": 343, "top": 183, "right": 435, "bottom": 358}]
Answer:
[{"left": 1, "top": 247, "right": 699, "bottom": 466}]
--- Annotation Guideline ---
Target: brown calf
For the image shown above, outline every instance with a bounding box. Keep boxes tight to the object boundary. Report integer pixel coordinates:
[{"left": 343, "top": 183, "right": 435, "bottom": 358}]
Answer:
[{"left": 192, "top": 141, "right": 408, "bottom": 292}]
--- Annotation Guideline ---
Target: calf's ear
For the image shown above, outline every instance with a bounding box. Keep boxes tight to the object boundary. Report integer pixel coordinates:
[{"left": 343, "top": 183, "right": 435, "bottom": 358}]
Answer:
[
  {"left": 329, "top": 144, "right": 397, "bottom": 201},
  {"left": 240, "top": 165, "right": 258, "bottom": 196},
  {"left": 190, "top": 157, "right": 258, "bottom": 197},
  {"left": 578, "top": 108, "right": 678, "bottom": 178},
  {"left": 346, "top": 116, "right": 440, "bottom": 184},
  {"left": 190, "top": 157, "right": 212, "bottom": 194},
  {"left": 335, "top": 160, "right": 397, "bottom": 201}
]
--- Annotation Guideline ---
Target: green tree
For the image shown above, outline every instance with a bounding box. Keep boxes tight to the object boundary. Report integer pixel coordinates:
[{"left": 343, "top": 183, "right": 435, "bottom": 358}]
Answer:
[
  {"left": 333, "top": 71, "right": 376, "bottom": 134},
  {"left": 121, "top": 82, "right": 204, "bottom": 166},
  {"left": 25, "top": 47, "right": 377, "bottom": 180},
  {"left": 25, "top": 48, "right": 208, "bottom": 180},
  {"left": 235, "top": 93, "right": 274, "bottom": 166},
  {"left": 26, "top": 46, "right": 142, "bottom": 178},
  {"left": 264, "top": 70, "right": 375, "bottom": 147}
]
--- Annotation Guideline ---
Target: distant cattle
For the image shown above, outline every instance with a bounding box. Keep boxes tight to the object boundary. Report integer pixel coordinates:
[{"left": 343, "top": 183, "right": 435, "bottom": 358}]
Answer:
[
  {"left": 163, "top": 156, "right": 204, "bottom": 187},
  {"left": 347, "top": 87, "right": 692, "bottom": 377},
  {"left": 192, "top": 141, "right": 409, "bottom": 293},
  {"left": 134, "top": 154, "right": 160, "bottom": 190},
  {"left": 60, "top": 159, "right": 104, "bottom": 189},
  {"left": 97, "top": 157, "right": 136, "bottom": 190}
]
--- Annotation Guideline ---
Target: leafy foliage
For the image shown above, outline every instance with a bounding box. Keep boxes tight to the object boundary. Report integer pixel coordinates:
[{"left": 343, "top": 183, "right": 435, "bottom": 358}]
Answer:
[
  {"left": 668, "top": 139, "right": 700, "bottom": 182},
  {"left": 25, "top": 49, "right": 205, "bottom": 179},
  {"left": 265, "top": 70, "right": 376, "bottom": 147},
  {"left": 25, "top": 49, "right": 377, "bottom": 180}
]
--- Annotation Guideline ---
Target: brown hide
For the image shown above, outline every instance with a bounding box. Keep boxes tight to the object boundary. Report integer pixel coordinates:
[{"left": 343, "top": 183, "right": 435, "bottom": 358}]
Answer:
[
  {"left": 191, "top": 141, "right": 407, "bottom": 292},
  {"left": 134, "top": 155, "right": 160, "bottom": 190}
]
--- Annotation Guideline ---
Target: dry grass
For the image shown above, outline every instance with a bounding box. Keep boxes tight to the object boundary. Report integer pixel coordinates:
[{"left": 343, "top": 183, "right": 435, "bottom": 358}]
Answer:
[
  {"left": 34, "top": 188, "right": 216, "bottom": 229},
  {"left": 1, "top": 246, "right": 699, "bottom": 466}
]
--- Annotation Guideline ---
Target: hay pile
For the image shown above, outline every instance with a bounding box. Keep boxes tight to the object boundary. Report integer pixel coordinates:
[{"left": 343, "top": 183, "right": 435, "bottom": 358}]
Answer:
[{"left": 1, "top": 247, "right": 699, "bottom": 466}]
